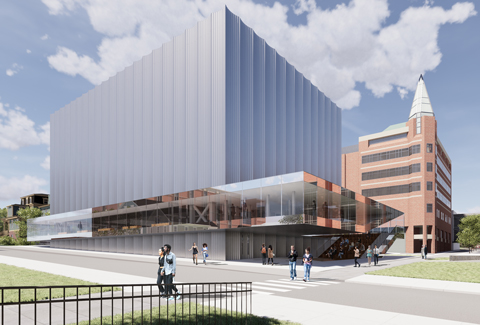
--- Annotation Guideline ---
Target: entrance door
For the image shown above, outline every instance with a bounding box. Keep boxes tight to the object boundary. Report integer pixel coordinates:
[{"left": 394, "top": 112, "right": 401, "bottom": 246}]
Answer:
[{"left": 240, "top": 234, "right": 250, "bottom": 259}]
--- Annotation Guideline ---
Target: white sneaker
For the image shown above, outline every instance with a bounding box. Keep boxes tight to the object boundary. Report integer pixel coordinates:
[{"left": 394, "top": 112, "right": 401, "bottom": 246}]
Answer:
[
  {"left": 289, "top": 278, "right": 294, "bottom": 281},
  {"left": 294, "top": 277, "right": 297, "bottom": 281}
]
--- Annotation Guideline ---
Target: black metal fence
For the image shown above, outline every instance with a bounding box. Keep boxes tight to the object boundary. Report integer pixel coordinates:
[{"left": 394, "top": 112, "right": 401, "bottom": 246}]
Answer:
[{"left": 0, "top": 282, "right": 252, "bottom": 325}]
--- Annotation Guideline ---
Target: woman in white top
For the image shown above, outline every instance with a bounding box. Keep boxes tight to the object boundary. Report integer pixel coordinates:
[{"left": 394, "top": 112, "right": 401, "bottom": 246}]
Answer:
[{"left": 202, "top": 243, "right": 208, "bottom": 265}]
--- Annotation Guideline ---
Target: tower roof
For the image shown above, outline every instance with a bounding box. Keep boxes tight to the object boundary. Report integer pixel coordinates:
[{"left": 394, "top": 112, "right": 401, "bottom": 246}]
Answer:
[{"left": 409, "top": 74, "right": 434, "bottom": 120}]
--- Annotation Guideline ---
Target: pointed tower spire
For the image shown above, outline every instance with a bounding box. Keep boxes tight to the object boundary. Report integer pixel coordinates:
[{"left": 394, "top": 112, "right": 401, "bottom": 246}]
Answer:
[{"left": 409, "top": 74, "right": 434, "bottom": 120}]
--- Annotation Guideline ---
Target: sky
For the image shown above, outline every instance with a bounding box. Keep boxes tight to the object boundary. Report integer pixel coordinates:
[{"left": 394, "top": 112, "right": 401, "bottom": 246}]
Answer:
[{"left": 0, "top": 0, "right": 479, "bottom": 214}]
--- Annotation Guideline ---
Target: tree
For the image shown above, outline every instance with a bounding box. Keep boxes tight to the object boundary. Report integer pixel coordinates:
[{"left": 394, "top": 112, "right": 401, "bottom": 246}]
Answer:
[
  {"left": 279, "top": 214, "right": 304, "bottom": 225},
  {"left": 457, "top": 214, "right": 480, "bottom": 252},
  {"left": 0, "top": 207, "right": 6, "bottom": 232},
  {"left": 14, "top": 207, "right": 43, "bottom": 240}
]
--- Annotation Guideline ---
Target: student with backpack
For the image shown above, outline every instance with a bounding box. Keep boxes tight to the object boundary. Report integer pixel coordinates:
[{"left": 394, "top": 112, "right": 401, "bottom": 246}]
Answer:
[{"left": 261, "top": 244, "right": 267, "bottom": 265}]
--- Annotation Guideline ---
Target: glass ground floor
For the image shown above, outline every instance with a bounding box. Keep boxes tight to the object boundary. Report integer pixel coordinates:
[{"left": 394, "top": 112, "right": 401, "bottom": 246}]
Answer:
[{"left": 28, "top": 172, "right": 404, "bottom": 242}]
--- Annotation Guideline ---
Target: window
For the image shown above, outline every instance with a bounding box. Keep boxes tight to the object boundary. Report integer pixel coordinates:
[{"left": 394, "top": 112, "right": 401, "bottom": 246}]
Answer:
[
  {"left": 427, "top": 143, "right": 433, "bottom": 153},
  {"left": 416, "top": 116, "right": 421, "bottom": 134},
  {"left": 369, "top": 133, "right": 407, "bottom": 146},
  {"left": 436, "top": 209, "right": 440, "bottom": 218},
  {"left": 427, "top": 162, "right": 433, "bottom": 172},
  {"left": 362, "top": 163, "right": 421, "bottom": 181},
  {"left": 427, "top": 181, "right": 433, "bottom": 191},
  {"left": 362, "top": 144, "right": 421, "bottom": 164},
  {"left": 362, "top": 182, "right": 421, "bottom": 197},
  {"left": 427, "top": 204, "right": 433, "bottom": 213}
]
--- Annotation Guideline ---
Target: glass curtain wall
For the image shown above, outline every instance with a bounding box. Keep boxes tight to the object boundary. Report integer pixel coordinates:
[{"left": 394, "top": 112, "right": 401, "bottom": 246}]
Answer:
[{"left": 28, "top": 171, "right": 404, "bottom": 241}]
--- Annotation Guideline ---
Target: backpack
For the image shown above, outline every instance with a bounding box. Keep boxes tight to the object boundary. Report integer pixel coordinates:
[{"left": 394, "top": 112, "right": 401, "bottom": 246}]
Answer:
[{"left": 262, "top": 247, "right": 266, "bottom": 254}]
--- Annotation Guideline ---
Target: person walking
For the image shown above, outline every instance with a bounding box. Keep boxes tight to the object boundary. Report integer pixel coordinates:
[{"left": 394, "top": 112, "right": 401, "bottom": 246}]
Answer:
[
  {"left": 202, "top": 243, "right": 208, "bottom": 265},
  {"left": 354, "top": 246, "right": 361, "bottom": 267},
  {"left": 303, "top": 247, "right": 313, "bottom": 282},
  {"left": 288, "top": 245, "right": 298, "bottom": 280},
  {"left": 421, "top": 245, "right": 425, "bottom": 259},
  {"left": 424, "top": 244, "right": 428, "bottom": 260},
  {"left": 189, "top": 242, "right": 199, "bottom": 265},
  {"left": 267, "top": 245, "right": 274, "bottom": 265},
  {"left": 366, "top": 245, "right": 373, "bottom": 266},
  {"left": 261, "top": 244, "right": 267, "bottom": 265},
  {"left": 157, "top": 247, "right": 166, "bottom": 297},
  {"left": 161, "top": 244, "right": 181, "bottom": 301},
  {"left": 373, "top": 245, "right": 380, "bottom": 266}
]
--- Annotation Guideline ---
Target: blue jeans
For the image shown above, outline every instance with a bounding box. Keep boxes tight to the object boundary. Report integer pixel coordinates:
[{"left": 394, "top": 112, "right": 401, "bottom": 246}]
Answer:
[
  {"left": 203, "top": 252, "right": 207, "bottom": 263},
  {"left": 289, "top": 261, "right": 297, "bottom": 279},
  {"left": 304, "top": 264, "right": 311, "bottom": 280}
]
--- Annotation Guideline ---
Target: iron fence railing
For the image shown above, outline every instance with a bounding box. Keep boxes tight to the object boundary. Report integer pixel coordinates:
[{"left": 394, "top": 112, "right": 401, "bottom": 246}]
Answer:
[{"left": 0, "top": 282, "right": 252, "bottom": 325}]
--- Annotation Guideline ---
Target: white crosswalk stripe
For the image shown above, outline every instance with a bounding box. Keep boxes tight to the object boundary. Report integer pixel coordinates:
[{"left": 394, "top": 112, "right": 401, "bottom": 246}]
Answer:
[
  {"left": 253, "top": 282, "right": 305, "bottom": 289},
  {"left": 248, "top": 278, "right": 341, "bottom": 296}
]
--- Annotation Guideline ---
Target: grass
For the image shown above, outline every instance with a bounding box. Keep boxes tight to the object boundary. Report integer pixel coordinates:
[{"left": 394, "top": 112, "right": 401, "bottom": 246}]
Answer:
[
  {"left": 72, "top": 303, "right": 301, "bottom": 325},
  {"left": 367, "top": 261, "right": 480, "bottom": 283},
  {"left": 0, "top": 263, "right": 119, "bottom": 303}
]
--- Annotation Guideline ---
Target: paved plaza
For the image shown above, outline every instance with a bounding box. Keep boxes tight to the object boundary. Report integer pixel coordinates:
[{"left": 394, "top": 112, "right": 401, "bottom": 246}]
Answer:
[{"left": 0, "top": 246, "right": 478, "bottom": 324}]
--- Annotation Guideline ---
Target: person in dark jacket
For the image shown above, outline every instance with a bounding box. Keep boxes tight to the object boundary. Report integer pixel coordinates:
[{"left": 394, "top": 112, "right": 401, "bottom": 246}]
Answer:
[
  {"left": 288, "top": 245, "right": 298, "bottom": 280},
  {"left": 157, "top": 248, "right": 166, "bottom": 296}
]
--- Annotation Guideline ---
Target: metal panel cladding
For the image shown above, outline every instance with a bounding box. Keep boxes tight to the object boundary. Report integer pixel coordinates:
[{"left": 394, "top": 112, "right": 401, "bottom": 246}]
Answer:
[
  {"left": 224, "top": 8, "right": 342, "bottom": 187},
  {"left": 51, "top": 9, "right": 227, "bottom": 214},
  {"left": 50, "top": 7, "right": 340, "bottom": 214}
]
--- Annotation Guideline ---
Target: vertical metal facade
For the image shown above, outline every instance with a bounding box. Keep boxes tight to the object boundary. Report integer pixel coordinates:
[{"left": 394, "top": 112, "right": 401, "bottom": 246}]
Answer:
[
  {"left": 50, "top": 7, "right": 341, "bottom": 214},
  {"left": 224, "top": 8, "right": 341, "bottom": 186}
]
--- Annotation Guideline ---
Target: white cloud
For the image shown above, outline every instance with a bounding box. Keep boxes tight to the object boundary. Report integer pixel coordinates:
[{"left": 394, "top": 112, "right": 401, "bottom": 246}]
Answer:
[
  {"left": 43, "top": 0, "right": 476, "bottom": 109},
  {"left": 0, "top": 101, "right": 50, "bottom": 150},
  {"left": 5, "top": 63, "right": 23, "bottom": 77},
  {"left": 0, "top": 175, "right": 48, "bottom": 202},
  {"left": 467, "top": 206, "right": 480, "bottom": 214},
  {"left": 41, "top": 156, "right": 50, "bottom": 170},
  {"left": 41, "top": 34, "right": 49, "bottom": 40},
  {"left": 292, "top": 0, "right": 316, "bottom": 15},
  {"left": 26, "top": 49, "right": 32, "bottom": 54},
  {"left": 397, "top": 87, "right": 408, "bottom": 99}
]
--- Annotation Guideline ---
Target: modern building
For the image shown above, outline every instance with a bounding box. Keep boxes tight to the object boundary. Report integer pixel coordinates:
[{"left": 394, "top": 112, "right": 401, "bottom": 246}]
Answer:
[
  {"left": 342, "top": 75, "right": 452, "bottom": 253},
  {"left": 3, "top": 194, "right": 50, "bottom": 238},
  {"left": 29, "top": 7, "right": 405, "bottom": 259}
]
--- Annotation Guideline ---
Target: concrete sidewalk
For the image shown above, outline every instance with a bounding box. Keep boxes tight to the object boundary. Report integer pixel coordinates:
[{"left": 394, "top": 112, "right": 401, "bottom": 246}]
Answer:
[{"left": 347, "top": 274, "right": 480, "bottom": 296}]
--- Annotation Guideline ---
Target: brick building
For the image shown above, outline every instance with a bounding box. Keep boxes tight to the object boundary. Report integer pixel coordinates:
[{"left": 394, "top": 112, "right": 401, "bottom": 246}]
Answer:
[{"left": 342, "top": 75, "right": 452, "bottom": 253}]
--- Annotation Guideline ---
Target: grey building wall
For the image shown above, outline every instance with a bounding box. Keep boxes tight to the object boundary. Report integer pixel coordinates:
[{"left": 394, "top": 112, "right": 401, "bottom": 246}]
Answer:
[{"left": 51, "top": 7, "right": 341, "bottom": 215}]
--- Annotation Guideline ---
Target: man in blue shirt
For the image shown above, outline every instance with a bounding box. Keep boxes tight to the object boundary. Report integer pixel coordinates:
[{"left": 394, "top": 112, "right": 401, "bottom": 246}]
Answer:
[{"left": 161, "top": 244, "right": 180, "bottom": 300}]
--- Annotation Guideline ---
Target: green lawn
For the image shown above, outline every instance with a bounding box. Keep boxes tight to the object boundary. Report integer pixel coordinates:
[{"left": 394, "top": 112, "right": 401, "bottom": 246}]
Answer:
[
  {"left": 367, "top": 261, "right": 480, "bottom": 283},
  {"left": 73, "top": 303, "right": 300, "bottom": 325},
  {"left": 0, "top": 263, "right": 119, "bottom": 303}
]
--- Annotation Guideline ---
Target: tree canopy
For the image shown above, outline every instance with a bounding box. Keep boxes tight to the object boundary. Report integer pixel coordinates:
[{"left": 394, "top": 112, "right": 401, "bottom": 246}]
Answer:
[
  {"left": 457, "top": 214, "right": 480, "bottom": 252},
  {"left": 0, "top": 207, "right": 6, "bottom": 232},
  {"left": 15, "top": 207, "right": 43, "bottom": 240}
]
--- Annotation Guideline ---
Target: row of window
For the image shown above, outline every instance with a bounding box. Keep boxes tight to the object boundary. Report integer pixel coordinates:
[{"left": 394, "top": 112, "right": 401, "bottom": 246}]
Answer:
[
  {"left": 436, "top": 209, "right": 452, "bottom": 224},
  {"left": 436, "top": 174, "right": 451, "bottom": 195},
  {"left": 362, "top": 163, "right": 421, "bottom": 181},
  {"left": 436, "top": 184, "right": 451, "bottom": 208},
  {"left": 362, "top": 182, "right": 421, "bottom": 197},
  {"left": 362, "top": 144, "right": 421, "bottom": 164},
  {"left": 436, "top": 156, "right": 452, "bottom": 182}
]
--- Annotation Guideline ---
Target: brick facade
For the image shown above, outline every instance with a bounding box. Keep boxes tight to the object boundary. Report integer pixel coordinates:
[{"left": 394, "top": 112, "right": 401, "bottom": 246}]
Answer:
[{"left": 342, "top": 115, "right": 452, "bottom": 253}]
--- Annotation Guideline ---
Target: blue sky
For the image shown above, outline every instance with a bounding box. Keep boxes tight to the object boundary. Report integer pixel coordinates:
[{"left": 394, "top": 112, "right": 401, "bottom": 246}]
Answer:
[{"left": 0, "top": 0, "right": 478, "bottom": 213}]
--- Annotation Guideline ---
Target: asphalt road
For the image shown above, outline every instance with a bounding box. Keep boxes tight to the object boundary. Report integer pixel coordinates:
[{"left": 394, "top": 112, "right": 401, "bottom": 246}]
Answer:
[{"left": 1, "top": 246, "right": 478, "bottom": 324}]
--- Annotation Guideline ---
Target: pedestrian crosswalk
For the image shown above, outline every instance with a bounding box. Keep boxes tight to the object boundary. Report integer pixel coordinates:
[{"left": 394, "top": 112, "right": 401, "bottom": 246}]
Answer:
[{"left": 251, "top": 278, "right": 340, "bottom": 296}]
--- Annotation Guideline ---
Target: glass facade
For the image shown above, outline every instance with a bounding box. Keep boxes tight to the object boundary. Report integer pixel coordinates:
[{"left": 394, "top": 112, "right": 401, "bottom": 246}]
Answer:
[{"left": 28, "top": 172, "right": 404, "bottom": 241}]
